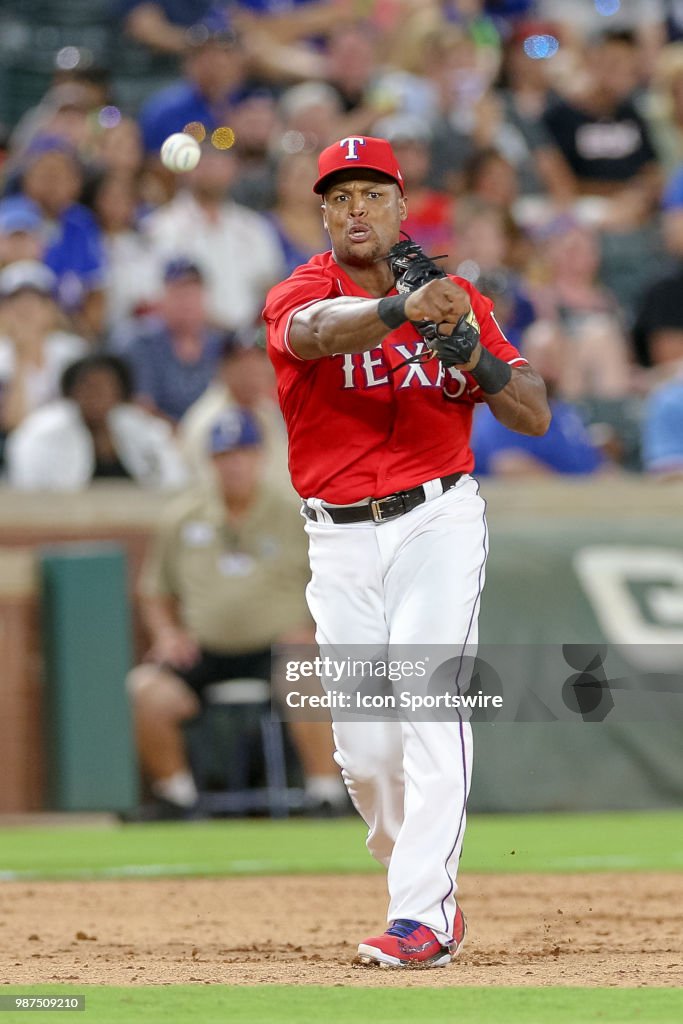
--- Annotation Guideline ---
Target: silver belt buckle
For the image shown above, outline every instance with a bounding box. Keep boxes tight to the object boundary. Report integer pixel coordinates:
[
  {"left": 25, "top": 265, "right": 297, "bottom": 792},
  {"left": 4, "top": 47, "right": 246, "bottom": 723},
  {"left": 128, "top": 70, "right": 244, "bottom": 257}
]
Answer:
[{"left": 370, "top": 499, "right": 385, "bottom": 523}]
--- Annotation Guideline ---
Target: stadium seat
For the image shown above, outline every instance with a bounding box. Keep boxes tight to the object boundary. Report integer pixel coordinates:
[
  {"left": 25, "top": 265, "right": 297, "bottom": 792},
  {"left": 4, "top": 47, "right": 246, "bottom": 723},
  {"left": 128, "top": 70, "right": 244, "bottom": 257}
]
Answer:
[{"left": 184, "top": 678, "right": 305, "bottom": 819}]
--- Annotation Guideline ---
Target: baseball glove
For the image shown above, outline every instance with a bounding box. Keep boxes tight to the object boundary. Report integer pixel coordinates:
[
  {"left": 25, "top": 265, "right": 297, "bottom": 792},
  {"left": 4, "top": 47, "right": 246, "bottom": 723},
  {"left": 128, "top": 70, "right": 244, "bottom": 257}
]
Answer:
[{"left": 387, "top": 238, "right": 480, "bottom": 368}]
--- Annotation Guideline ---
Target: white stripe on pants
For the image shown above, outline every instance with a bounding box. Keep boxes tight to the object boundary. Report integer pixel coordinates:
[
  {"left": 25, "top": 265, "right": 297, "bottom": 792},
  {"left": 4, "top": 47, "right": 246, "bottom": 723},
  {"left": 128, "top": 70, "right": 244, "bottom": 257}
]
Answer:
[{"left": 303, "top": 476, "right": 487, "bottom": 943}]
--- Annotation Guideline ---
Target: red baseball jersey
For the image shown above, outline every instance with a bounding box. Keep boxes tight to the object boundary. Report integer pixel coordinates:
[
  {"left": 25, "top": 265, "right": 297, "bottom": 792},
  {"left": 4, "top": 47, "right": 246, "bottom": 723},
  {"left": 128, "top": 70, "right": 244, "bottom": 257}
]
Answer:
[{"left": 263, "top": 251, "right": 526, "bottom": 504}]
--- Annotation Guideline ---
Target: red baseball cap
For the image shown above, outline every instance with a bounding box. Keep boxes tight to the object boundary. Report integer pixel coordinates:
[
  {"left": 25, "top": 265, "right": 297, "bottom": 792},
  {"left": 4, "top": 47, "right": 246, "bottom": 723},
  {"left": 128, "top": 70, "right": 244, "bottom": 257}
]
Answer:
[{"left": 313, "top": 136, "right": 405, "bottom": 195}]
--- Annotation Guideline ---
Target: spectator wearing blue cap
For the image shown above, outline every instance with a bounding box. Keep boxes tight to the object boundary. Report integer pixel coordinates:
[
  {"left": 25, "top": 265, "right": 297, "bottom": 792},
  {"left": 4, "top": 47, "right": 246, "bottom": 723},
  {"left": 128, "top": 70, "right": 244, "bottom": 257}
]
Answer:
[
  {"left": 0, "top": 197, "right": 46, "bottom": 269},
  {"left": 123, "top": 257, "right": 224, "bottom": 422},
  {"left": 20, "top": 136, "right": 108, "bottom": 341},
  {"left": 128, "top": 405, "right": 347, "bottom": 818}
]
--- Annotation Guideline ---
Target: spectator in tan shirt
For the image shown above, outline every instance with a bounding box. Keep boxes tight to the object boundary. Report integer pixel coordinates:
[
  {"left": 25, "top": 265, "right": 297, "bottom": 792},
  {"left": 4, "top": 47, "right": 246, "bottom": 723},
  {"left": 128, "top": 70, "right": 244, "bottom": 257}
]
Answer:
[{"left": 128, "top": 407, "right": 345, "bottom": 818}]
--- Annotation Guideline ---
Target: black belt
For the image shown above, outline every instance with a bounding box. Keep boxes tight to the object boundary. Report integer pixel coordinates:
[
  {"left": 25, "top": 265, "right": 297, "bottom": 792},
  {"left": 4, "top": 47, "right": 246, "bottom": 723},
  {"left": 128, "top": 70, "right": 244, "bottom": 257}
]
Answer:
[{"left": 303, "top": 473, "right": 463, "bottom": 525}]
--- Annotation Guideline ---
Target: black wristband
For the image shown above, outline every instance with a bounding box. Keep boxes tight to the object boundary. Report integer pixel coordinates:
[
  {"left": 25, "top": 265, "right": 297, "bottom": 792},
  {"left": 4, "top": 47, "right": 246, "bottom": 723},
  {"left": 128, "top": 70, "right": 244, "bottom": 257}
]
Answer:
[
  {"left": 469, "top": 346, "right": 512, "bottom": 394},
  {"left": 377, "top": 294, "right": 408, "bottom": 330}
]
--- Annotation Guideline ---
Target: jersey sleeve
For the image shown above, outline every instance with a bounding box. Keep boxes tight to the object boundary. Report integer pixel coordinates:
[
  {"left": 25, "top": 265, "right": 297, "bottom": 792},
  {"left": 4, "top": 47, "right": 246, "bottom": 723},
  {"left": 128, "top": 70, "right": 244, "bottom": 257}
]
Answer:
[
  {"left": 263, "top": 262, "right": 337, "bottom": 362},
  {"left": 452, "top": 278, "right": 528, "bottom": 400}
]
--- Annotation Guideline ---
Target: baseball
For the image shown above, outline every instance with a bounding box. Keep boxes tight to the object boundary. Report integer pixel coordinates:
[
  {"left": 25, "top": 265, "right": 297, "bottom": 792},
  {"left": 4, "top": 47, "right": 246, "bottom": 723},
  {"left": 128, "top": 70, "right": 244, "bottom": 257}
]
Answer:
[{"left": 160, "top": 133, "right": 201, "bottom": 173}]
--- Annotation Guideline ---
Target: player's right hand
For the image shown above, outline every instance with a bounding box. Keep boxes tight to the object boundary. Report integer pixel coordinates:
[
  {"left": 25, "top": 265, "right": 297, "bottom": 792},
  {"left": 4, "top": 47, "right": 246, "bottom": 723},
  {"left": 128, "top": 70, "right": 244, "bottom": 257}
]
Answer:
[{"left": 404, "top": 278, "right": 471, "bottom": 327}]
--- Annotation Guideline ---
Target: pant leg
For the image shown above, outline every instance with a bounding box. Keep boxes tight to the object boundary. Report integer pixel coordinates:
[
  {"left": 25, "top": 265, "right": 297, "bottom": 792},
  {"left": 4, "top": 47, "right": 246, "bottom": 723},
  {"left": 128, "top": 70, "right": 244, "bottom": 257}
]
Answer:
[
  {"left": 303, "top": 517, "right": 404, "bottom": 867},
  {"left": 380, "top": 478, "right": 487, "bottom": 941}
]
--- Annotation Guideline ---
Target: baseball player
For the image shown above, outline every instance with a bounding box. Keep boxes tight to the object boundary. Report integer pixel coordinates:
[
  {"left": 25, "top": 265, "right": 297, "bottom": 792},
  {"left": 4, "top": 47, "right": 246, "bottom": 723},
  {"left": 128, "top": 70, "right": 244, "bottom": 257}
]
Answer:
[{"left": 263, "top": 136, "right": 550, "bottom": 968}]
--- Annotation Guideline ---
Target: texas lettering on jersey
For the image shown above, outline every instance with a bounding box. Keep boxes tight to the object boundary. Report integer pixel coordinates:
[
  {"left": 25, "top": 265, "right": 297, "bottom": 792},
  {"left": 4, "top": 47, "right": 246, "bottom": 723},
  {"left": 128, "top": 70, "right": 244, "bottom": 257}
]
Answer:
[
  {"left": 263, "top": 251, "right": 526, "bottom": 504},
  {"left": 331, "top": 344, "right": 466, "bottom": 391},
  {"left": 335, "top": 344, "right": 468, "bottom": 396}
]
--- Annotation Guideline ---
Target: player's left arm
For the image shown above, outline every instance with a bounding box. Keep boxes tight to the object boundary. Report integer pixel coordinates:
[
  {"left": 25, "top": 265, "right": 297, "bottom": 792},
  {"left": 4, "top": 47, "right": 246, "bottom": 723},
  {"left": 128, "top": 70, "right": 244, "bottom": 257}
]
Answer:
[
  {"left": 393, "top": 249, "right": 550, "bottom": 437},
  {"left": 477, "top": 361, "right": 551, "bottom": 437},
  {"left": 456, "top": 294, "right": 551, "bottom": 438},
  {"left": 441, "top": 327, "right": 550, "bottom": 436}
]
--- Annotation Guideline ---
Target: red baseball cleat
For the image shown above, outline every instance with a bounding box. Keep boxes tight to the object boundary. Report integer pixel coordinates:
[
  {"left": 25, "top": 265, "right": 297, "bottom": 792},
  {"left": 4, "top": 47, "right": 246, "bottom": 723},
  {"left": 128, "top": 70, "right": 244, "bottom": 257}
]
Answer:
[{"left": 357, "top": 905, "right": 466, "bottom": 968}]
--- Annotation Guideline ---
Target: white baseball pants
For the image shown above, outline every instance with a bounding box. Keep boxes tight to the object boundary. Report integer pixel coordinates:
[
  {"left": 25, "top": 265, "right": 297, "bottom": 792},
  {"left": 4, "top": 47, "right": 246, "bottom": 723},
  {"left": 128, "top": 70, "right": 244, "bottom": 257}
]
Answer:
[{"left": 303, "top": 475, "right": 487, "bottom": 944}]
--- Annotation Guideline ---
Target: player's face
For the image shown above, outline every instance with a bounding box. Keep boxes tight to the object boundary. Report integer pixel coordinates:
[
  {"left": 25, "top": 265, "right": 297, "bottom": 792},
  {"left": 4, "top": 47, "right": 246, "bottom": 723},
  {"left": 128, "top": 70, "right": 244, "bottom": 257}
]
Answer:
[{"left": 322, "top": 178, "right": 407, "bottom": 267}]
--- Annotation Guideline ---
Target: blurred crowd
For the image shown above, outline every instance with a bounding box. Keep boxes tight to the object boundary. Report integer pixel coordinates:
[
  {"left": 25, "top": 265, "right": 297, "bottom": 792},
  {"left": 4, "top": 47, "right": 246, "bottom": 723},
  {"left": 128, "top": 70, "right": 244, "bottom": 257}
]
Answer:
[{"left": 0, "top": 0, "right": 683, "bottom": 484}]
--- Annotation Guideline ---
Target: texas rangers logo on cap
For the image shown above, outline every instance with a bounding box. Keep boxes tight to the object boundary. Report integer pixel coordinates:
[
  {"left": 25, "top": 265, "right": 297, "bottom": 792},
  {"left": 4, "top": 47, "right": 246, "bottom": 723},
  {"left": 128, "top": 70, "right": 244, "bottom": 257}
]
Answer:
[
  {"left": 313, "top": 136, "right": 405, "bottom": 194},
  {"left": 340, "top": 136, "right": 366, "bottom": 160}
]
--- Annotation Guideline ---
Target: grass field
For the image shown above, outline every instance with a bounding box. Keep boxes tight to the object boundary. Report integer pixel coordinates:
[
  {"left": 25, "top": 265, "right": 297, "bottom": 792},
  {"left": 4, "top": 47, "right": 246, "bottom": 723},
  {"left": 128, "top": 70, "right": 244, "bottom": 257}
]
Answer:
[
  {"left": 1, "top": 810, "right": 682, "bottom": 1024},
  {"left": 0, "top": 985, "right": 682, "bottom": 1024},
  {"left": 1, "top": 809, "right": 682, "bottom": 880}
]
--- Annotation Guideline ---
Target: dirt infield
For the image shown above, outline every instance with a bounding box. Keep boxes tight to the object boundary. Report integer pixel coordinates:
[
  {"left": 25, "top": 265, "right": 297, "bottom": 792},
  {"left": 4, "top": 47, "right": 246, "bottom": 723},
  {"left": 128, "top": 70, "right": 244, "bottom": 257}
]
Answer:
[{"left": 2, "top": 873, "right": 681, "bottom": 988}]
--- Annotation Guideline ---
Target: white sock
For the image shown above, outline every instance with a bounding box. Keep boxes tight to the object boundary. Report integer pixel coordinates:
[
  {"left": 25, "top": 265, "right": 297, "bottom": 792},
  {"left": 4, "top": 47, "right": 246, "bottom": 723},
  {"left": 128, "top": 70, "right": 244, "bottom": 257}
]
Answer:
[
  {"left": 305, "top": 774, "right": 347, "bottom": 807},
  {"left": 152, "top": 771, "right": 198, "bottom": 808}
]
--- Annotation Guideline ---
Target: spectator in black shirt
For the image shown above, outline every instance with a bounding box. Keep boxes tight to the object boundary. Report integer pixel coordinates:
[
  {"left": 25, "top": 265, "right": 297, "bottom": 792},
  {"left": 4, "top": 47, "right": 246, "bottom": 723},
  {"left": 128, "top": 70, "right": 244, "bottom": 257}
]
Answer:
[{"left": 543, "top": 30, "right": 661, "bottom": 228}]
